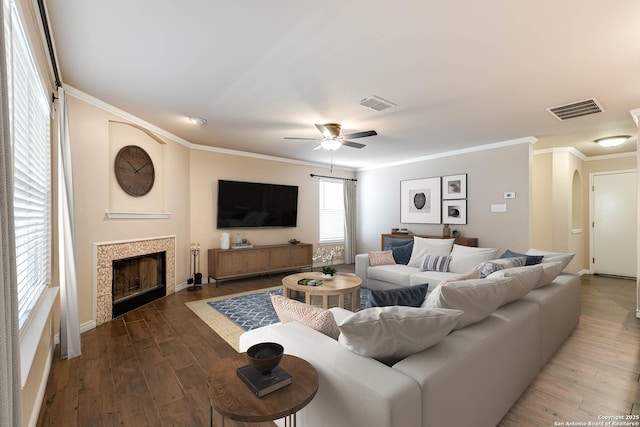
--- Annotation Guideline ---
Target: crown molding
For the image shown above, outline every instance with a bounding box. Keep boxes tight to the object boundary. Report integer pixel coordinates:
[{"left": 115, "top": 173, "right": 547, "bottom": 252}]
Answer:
[
  {"left": 64, "top": 85, "right": 355, "bottom": 172},
  {"left": 357, "top": 136, "right": 537, "bottom": 171},
  {"left": 533, "top": 146, "right": 636, "bottom": 162}
]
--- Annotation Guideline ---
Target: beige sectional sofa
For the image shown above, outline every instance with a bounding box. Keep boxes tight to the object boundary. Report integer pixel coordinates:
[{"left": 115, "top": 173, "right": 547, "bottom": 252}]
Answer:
[{"left": 240, "top": 266, "right": 581, "bottom": 427}]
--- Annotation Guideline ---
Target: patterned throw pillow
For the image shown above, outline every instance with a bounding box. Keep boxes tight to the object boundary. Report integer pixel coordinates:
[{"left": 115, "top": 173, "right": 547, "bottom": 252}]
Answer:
[
  {"left": 437, "top": 269, "right": 480, "bottom": 286},
  {"left": 368, "top": 250, "right": 396, "bottom": 267},
  {"left": 270, "top": 295, "right": 340, "bottom": 340},
  {"left": 421, "top": 255, "right": 452, "bottom": 272},
  {"left": 474, "top": 257, "right": 527, "bottom": 278}
]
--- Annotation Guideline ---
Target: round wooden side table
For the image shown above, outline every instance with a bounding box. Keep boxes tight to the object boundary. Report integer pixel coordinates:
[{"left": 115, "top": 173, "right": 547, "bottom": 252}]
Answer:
[
  {"left": 207, "top": 354, "right": 318, "bottom": 427},
  {"left": 282, "top": 272, "right": 362, "bottom": 311}
]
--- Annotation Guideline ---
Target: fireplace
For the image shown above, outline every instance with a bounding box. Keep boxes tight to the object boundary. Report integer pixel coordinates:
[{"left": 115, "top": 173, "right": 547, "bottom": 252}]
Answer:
[
  {"left": 94, "top": 236, "right": 176, "bottom": 325},
  {"left": 112, "top": 251, "right": 166, "bottom": 318}
]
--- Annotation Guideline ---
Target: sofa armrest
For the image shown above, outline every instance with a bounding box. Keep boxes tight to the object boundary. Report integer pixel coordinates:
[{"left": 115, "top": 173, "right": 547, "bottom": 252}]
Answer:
[
  {"left": 240, "top": 322, "right": 421, "bottom": 427},
  {"left": 355, "top": 253, "right": 370, "bottom": 286}
]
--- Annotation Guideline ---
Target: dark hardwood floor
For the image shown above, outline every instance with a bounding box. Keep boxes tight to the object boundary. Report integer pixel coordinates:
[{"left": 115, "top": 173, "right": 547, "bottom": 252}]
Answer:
[{"left": 37, "top": 270, "right": 639, "bottom": 427}]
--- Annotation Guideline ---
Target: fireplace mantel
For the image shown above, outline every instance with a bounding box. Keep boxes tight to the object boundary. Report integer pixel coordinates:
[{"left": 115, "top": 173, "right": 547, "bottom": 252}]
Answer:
[{"left": 94, "top": 236, "right": 176, "bottom": 325}]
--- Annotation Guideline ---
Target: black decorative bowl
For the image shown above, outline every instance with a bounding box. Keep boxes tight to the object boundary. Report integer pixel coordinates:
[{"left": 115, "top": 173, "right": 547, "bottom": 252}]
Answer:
[
  {"left": 246, "top": 342, "right": 284, "bottom": 375},
  {"left": 288, "top": 239, "right": 300, "bottom": 245}
]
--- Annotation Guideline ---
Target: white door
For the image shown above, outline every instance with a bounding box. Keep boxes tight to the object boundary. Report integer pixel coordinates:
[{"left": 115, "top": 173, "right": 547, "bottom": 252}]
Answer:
[{"left": 591, "top": 171, "right": 637, "bottom": 277}]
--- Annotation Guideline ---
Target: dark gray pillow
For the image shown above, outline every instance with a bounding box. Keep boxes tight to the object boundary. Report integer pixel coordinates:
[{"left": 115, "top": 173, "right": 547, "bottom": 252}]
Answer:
[
  {"left": 383, "top": 237, "right": 413, "bottom": 250},
  {"left": 500, "top": 249, "right": 543, "bottom": 266},
  {"left": 366, "top": 284, "right": 429, "bottom": 308},
  {"left": 390, "top": 241, "right": 414, "bottom": 265}
]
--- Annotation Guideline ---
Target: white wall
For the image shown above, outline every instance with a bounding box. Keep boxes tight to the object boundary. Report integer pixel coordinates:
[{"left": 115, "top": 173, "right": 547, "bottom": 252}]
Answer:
[{"left": 356, "top": 142, "right": 532, "bottom": 253}]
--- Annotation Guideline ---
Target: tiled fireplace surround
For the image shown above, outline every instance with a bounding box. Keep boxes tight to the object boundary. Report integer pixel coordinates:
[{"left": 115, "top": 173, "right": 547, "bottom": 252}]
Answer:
[{"left": 95, "top": 236, "right": 176, "bottom": 325}]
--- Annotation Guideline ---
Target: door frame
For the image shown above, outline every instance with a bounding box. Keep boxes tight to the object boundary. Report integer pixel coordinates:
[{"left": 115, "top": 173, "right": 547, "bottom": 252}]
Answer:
[{"left": 588, "top": 169, "right": 637, "bottom": 275}]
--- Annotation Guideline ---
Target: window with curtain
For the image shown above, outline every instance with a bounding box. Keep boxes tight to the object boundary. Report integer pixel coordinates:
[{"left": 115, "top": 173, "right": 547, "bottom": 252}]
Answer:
[
  {"left": 319, "top": 179, "right": 344, "bottom": 243},
  {"left": 4, "top": 0, "right": 52, "bottom": 331}
]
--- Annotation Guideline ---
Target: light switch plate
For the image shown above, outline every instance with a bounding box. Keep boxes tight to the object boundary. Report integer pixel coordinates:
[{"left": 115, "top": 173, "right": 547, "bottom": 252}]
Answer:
[
  {"left": 491, "top": 204, "right": 507, "bottom": 213},
  {"left": 504, "top": 192, "right": 516, "bottom": 199}
]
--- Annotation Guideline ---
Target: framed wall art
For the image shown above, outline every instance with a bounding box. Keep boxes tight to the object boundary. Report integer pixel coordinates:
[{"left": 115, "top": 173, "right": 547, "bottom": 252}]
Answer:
[
  {"left": 400, "top": 177, "right": 441, "bottom": 224},
  {"left": 442, "top": 174, "right": 467, "bottom": 199},
  {"left": 442, "top": 200, "right": 467, "bottom": 224}
]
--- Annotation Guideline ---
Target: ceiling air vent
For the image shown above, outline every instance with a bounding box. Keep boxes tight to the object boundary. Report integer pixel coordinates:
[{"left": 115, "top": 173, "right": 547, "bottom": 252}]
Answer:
[
  {"left": 547, "top": 98, "right": 604, "bottom": 121},
  {"left": 360, "top": 95, "right": 397, "bottom": 112}
]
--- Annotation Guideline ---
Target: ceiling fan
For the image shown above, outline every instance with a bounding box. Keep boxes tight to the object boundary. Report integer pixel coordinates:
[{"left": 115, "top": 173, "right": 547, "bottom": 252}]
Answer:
[{"left": 284, "top": 123, "right": 377, "bottom": 151}]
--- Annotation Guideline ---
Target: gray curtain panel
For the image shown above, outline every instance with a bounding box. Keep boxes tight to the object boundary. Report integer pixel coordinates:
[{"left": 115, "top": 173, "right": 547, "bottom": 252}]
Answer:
[{"left": 0, "top": 2, "right": 24, "bottom": 424}]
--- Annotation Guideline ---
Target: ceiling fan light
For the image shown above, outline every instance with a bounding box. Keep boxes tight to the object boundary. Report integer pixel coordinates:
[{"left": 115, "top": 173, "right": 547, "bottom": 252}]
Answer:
[
  {"left": 321, "top": 139, "right": 342, "bottom": 151},
  {"left": 594, "top": 135, "right": 630, "bottom": 148},
  {"left": 189, "top": 117, "right": 207, "bottom": 125}
]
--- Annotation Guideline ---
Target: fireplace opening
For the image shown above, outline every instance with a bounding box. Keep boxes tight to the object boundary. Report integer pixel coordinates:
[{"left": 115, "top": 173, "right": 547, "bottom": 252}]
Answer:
[{"left": 112, "top": 251, "right": 166, "bottom": 318}]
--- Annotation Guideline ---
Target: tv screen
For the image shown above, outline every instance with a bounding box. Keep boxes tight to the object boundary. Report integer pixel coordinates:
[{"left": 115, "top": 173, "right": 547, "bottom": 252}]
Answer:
[{"left": 217, "top": 180, "right": 299, "bottom": 229}]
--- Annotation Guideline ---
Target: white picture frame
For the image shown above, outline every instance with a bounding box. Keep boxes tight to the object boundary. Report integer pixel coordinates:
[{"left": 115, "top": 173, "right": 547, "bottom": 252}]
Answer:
[
  {"left": 400, "top": 177, "right": 442, "bottom": 224},
  {"left": 442, "top": 174, "right": 467, "bottom": 200},
  {"left": 442, "top": 200, "right": 467, "bottom": 224}
]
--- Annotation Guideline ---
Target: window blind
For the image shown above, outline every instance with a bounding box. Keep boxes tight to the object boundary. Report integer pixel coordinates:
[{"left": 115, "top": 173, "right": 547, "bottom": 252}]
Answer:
[
  {"left": 319, "top": 179, "right": 344, "bottom": 243},
  {"left": 6, "top": 1, "right": 52, "bottom": 330}
]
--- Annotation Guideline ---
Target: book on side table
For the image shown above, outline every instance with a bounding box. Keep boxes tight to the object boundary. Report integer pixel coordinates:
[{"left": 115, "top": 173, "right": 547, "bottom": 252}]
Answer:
[{"left": 236, "top": 365, "right": 292, "bottom": 397}]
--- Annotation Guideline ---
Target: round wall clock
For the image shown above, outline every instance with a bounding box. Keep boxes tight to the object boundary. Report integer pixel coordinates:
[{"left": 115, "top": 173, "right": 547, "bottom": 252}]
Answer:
[{"left": 114, "top": 145, "right": 155, "bottom": 197}]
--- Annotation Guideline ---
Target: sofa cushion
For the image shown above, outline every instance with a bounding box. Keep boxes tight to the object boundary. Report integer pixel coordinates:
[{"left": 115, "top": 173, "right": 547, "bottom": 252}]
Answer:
[
  {"left": 270, "top": 294, "right": 340, "bottom": 339},
  {"left": 337, "top": 306, "right": 464, "bottom": 361},
  {"left": 474, "top": 257, "right": 527, "bottom": 278},
  {"left": 486, "top": 264, "right": 543, "bottom": 305},
  {"left": 368, "top": 264, "right": 420, "bottom": 287},
  {"left": 447, "top": 244, "right": 498, "bottom": 273},
  {"left": 500, "top": 249, "right": 543, "bottom": 266},
  {"left": 369, "top": 250, "right": 396, "bottom": 266},
  {"left": 525, "top": 248, "right": 575, "bottom": 271},
  {"left": 367, "top": 284, "right": 429, "bottom": 308},
  {"left": 535, "top": 261, "right": 564, "bottom": 288},
  {"left": 422, "top": 277, "right": 514, "bottom": 329},
  {"left": 421, "top": 255, "right": 452, "bottom": 272},
  {"left": 407, "top": 237, "right": 455, "bottom": 268},
  {"left": 390, "top": 241, "right": 414, "bottom": 265}
]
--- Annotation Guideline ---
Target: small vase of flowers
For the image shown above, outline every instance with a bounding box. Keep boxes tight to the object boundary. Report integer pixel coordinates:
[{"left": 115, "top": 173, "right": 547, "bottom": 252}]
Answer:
[{"left": 313, "top": 246, "right": 344, "bottom": 280}]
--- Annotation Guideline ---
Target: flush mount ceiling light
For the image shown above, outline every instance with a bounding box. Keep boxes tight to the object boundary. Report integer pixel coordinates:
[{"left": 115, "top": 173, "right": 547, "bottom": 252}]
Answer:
[
  {"left": 320, "top": 138, "right": 343, "bottom": 151},
  {"left": 594, "top": 135, "right": 630, "bottom": 148},
  {"left": 189, "top": 117, "right": 207, "bottom": 125}
]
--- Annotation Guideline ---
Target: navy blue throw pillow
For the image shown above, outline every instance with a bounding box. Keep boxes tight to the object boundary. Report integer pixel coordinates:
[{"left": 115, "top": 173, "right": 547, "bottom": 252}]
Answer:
[
  {"left": 500, "top": 249, "right": 543, "bottom": 266},
  {"left": 366, "top": 284, "right": 429, "bottom": 308},
  {"left": 390, "top": 240, "right": 413, "bottom": 265}
]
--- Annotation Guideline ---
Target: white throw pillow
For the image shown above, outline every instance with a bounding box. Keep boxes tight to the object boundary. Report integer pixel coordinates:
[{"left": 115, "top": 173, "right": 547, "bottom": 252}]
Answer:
[
  {"left": 535, "top": 261, "right": 564, "bottom": 288},
  {"left": 337, "top": 306, "right": 463, "bottom": 360},
  {"left": 448, "top": 244, "right": 499, "bottom": 273},
  {"left": 486, "top": 264, "right": 543, "bottom": 305},
  {"left": 525, "top": 248, "right": 575, "bottom": 271},
  {"left": 422, "top": 277, "right": 513, "bottom": 329},
  {"left": 407, "top": 237, "right": 455, "bottom": 268}
]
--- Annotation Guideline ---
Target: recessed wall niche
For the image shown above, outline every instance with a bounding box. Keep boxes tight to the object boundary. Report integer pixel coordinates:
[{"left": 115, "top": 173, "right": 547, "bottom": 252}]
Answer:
[{"left": 108, "top": 121, "right": 166, "bottom": 215}]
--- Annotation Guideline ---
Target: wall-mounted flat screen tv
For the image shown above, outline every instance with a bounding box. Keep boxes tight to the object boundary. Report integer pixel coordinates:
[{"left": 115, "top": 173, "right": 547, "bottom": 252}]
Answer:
[{"left": 217, "top": 180, "right": 299, "bottom": 228}]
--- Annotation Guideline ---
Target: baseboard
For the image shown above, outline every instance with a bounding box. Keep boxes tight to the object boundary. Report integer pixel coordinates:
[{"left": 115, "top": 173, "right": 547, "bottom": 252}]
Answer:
[
  {"left": 636, "top": 310, "right": 640, "bottom": 319},
  {"left": 54, "top": 319, "right": 97, "bottom": 346},
  {"left": 577, "top": 269, "right": 590, "bottom": 276},
  {"left": 175, "top": 281, "right": 190, "bottom": 292},
  {"left": 27, "top": 332, "right": 54, "bottom": 427}
]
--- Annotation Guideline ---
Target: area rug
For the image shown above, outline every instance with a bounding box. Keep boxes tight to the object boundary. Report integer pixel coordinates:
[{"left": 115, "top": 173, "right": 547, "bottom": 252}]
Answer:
[{"left": 186, "top": 286, "right": 370, "bottom": 351}]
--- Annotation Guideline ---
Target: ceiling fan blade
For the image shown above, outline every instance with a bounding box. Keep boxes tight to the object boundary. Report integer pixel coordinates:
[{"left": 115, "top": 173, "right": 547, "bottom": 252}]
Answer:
[
  {"left": 341, "top": 130, "right": 377, "bottom": 139},
  {"left": 315, "top": 123, "right": 341, "bottom": 138},
  {"left": 343, "top": 141, "right": 366, "bottom": 149},
  {"left": 284, "top": 137, "right": 321, "bottom": 140}
]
